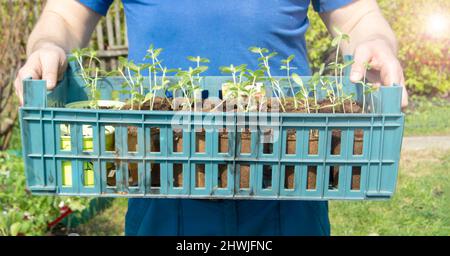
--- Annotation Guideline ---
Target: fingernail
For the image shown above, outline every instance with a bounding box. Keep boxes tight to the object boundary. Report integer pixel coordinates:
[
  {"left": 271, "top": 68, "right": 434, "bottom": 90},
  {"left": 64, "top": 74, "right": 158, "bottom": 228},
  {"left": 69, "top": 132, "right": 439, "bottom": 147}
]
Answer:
[{"left": 46, "top": 80, "right": 55, "bottom": 88}]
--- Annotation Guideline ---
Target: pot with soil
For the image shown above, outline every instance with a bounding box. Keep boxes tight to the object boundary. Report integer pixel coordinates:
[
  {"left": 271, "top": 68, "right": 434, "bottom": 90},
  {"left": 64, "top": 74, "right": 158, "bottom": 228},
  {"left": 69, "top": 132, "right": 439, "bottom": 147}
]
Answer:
[{"left": 65, "top": 100, "right": 124, "bottom": 110}]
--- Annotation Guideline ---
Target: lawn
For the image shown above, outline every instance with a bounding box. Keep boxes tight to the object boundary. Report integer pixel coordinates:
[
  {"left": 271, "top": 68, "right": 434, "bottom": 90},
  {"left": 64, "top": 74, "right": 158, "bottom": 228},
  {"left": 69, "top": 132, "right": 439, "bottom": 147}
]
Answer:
[
  {"left": 404, "top": 96, "right": 450, "bottom": 136},
  {"left": 74, "top": 149, "right": 450, "bottom": 236},
  {"left": 329, "top": 149, "right": 450, "bottom": 236}
]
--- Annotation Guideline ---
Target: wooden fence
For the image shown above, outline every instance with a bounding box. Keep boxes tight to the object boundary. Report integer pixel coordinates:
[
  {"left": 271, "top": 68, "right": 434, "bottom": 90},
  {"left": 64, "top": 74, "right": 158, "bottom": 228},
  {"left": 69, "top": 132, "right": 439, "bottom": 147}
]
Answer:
[{"left": 0, "top": 0, "right": 128, "bottom": 150}]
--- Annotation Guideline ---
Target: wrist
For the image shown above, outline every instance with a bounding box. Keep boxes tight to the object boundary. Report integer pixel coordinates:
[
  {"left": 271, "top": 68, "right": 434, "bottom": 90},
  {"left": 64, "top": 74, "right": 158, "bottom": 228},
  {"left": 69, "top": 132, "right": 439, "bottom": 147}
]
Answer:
[
  {"left": 360, "top": 35, "right": 398, "bottom": 55},
  {"left": 27, "top": 39, "right": 67, "bottom": 57}
]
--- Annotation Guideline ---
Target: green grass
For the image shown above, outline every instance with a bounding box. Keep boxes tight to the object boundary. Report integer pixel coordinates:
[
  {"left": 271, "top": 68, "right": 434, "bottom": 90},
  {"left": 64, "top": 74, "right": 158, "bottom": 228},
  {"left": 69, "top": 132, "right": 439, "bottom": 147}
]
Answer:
[
  {"left": 75, "top": 149, "right": 450, "bottom": 236},
  {"left": 330, "top": 150, "right": 450, "bottom": 236},
  {"left": 74, "top": 198, "right": 127, "bottom": 236},
  {"left": 404, "top": 97, "right": 450, "bottom": 136}
]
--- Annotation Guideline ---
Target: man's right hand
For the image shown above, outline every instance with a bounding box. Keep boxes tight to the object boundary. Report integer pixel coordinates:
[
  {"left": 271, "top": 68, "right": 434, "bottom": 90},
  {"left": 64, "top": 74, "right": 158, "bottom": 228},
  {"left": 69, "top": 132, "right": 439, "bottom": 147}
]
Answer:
[{"left": 14, "top": 42, "right": 67, "bottom": 106}]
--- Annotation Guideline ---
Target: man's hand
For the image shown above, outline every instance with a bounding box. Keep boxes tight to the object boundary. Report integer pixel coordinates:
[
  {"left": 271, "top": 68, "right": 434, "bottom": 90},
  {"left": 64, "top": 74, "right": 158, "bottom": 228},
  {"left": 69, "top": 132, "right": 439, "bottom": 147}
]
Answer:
[
  {"left": 14, "top": 43, "right": 67, "bottom": 105},
  {"left": 350, "top": 38, "right": 409, "bottom": 107},
  {"left": 14, "top": 0, "right": 101, "bottom": 106},
  {"left": 320, "top": 0, "right": 409, "bottom": 108}
]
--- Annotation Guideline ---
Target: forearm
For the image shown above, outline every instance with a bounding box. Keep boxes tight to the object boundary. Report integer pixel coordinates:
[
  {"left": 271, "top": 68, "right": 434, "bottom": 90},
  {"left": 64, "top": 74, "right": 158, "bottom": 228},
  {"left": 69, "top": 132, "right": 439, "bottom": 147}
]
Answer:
[
  {"left": 320, "top": 0, "right": 397, "bottom": 55},
  {"left": 27, "top": 0, "right": 100, "bottom": 56}
]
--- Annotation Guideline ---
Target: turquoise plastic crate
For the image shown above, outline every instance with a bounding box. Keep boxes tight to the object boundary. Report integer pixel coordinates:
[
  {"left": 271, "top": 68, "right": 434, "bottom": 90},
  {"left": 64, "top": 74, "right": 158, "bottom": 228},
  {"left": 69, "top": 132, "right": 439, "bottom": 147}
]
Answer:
[{"left": 19, "top": 61, "right": 404, "bottom": 200}]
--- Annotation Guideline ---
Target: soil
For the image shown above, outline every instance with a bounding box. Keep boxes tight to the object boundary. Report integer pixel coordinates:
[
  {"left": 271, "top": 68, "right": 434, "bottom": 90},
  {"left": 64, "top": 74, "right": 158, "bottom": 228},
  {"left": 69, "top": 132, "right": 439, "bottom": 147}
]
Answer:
[
  {"left": 351, "top": 167, "right": 361, "bottom": 191},
  {"left": 240, "top": 128, "right": 252, "bottom": 154},
  {"left": 173, "top": 164, "right": 183, "bottom": 187},
  {"left": 316, "top": 99, "right": 362, "bottom": 114},
  {"left": 121, "top": 97, "right": 172, "bottom": 111},
  {"left": 141, "top": 97, "right": 172, "bottom": 111},
  {"left": 307, "top": 166, "right": 317, "bottom": 190},
  {"left": 196, "top": 164, "right": 206, "bottom": 188},
  {"left": 172, "top": 97, "right": 192, "bottom": 111},
  {"left": 195, "top": 129, "right": 206, "bottom": 153},
  {"left": 353, "top": 129, "right": 364, "bottom": 155},
  {"left": 282, "top": 98, "right": 307, "bottom": 113},
  {"left": 331, "top": 130, "right": 341, "bottom": 155},
  {"left": 286, "top": 129, "right": 296, "bottom": 155},
  {"left": 203, "top": 98, "right": 225, "bottom": 112},
  {"left": 218, "top": 164, "right": 228, "bottom": 188},
  {"left": 308, "top": 130, "right": 319, "bottom": 155},
  {"left": 150, "top": 128, "right": 160, "bottom": 152},
  {"left": 285, "top": 166, "right": 295, "bottom": 190},
  {"left": 218, "top": 130, "right": 229, "bottom": 153},
  {"left": 239, "top": 164, "right": 250, "bottom": 189}
]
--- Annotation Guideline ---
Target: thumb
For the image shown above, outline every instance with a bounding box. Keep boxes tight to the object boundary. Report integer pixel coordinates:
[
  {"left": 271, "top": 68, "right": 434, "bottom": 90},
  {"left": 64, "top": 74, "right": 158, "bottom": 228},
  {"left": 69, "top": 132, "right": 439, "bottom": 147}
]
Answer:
[{"left": 350, "top": 45, "right": 372, "bottom": 83}]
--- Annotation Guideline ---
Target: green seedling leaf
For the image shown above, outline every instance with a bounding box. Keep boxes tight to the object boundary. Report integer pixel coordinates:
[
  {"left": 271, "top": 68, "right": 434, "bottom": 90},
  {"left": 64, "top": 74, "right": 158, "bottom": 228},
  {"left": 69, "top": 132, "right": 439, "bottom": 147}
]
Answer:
[
  {"left": 291, "top": 73, "right": 304, "bottom": 86},
  {"left": 267, "top": 52, "right": 278, "bottom": 58}
]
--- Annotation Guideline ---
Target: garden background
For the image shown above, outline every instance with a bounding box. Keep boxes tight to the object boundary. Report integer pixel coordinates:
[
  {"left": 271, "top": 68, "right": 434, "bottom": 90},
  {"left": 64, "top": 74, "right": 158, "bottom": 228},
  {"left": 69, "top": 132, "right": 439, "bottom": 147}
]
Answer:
[{"left": 0, "top": 0, "right": 449, "bottom": 236}]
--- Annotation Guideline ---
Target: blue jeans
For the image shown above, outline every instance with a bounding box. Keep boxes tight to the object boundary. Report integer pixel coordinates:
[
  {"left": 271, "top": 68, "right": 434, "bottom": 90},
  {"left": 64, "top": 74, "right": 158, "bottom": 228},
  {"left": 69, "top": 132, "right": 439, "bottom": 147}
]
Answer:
[{"left": 125, "top": 199, "right": 330, "bottom": 236}]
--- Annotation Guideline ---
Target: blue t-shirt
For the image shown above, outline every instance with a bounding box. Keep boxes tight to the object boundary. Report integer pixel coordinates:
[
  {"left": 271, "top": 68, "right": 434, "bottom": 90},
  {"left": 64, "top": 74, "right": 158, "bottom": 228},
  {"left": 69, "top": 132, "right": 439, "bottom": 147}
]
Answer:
[{"left": 78, "top": 0, "right": 353, "bottom": 236}]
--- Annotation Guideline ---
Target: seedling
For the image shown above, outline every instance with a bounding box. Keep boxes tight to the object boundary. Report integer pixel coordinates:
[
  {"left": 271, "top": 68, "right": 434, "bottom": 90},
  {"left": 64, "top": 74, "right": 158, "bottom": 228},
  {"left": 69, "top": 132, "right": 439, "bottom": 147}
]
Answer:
[
  {"left": 70, "top": 48, "right": 102, "bottom": 109},
  {"left": 329, "top": 27, "right": 354, "bottom": 113},
  {"left": 144, "top": 45, "right": 177, "bottom": 110},
  {"left": 118, "top": 57, "right": 145, "bottom": 110},
  {"left": 168, "top": 56, "right": 209, "bottom": 111},
  {"left": 308, "top": 64, "right": 325, "bottom": 113},
  {"left": 281, "top": 55, "right": 299, "bottom": 110},
  {"left": 249, "top": 47, "right": 286, "bottom": 112},
  {"left": 356, "top": 62, "right": 378, "bottom": 113},
  {"left": 291, "top": 73, "right": 310, "bottom": 113}
]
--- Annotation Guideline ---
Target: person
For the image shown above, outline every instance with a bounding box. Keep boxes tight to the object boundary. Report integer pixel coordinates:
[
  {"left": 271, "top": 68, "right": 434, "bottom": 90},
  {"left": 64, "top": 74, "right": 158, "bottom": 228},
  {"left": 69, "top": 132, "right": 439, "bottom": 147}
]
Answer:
[{"left": 14, "top": 0, "right": 408, "bottom": 236}]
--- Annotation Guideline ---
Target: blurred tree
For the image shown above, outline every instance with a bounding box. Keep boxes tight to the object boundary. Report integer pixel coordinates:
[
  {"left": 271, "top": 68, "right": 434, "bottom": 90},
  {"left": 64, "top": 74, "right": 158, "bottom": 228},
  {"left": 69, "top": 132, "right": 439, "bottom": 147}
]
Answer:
[{"left": 0, "top": 0, "right": 46, "bottom": 150}]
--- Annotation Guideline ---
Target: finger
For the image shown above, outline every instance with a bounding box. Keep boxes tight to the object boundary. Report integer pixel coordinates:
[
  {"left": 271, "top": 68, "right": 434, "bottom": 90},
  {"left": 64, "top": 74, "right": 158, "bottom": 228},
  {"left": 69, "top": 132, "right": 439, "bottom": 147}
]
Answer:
[
  {"left": 379, "top": 58, "right": 402, "bottom": 87},
  {"left": 350, "top": 45, "right": 373, "bottom": 83},
  {"left": 40, "top": 52, "right": 65, "bottom": 90},
  {"left": 14, "top": 66, "right": 41, "bottom": 106},
  {"left": 400, "top": 72, "right": 408, "bottom": 108}
]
